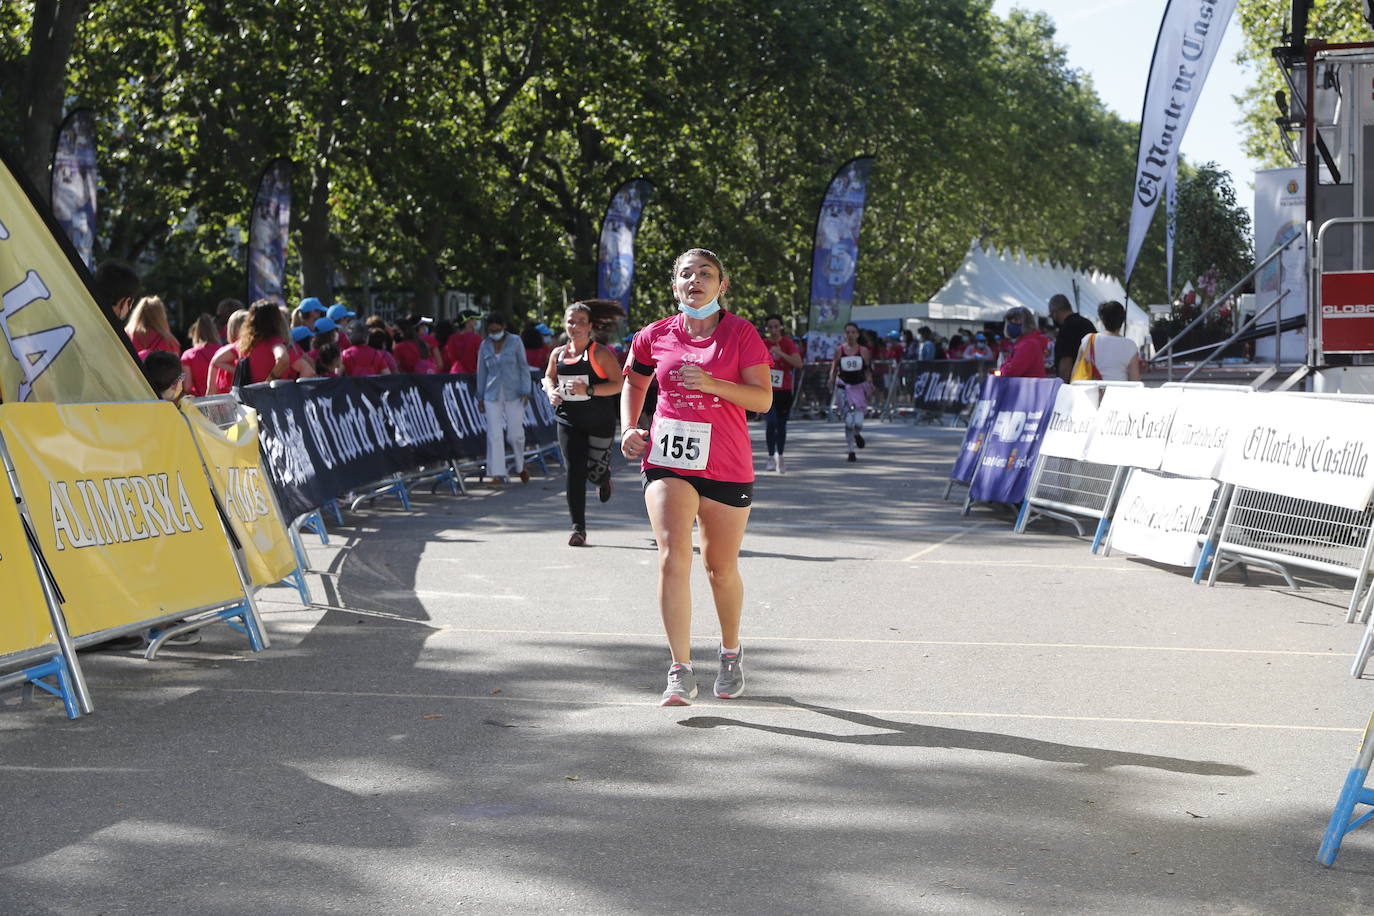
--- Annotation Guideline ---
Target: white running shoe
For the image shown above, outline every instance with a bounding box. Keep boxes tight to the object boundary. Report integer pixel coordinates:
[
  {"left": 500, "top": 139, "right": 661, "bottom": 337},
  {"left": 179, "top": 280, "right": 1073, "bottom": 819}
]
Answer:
[
  {"left": 775, "top": 455, "right": 785, "bottom": 474},
  {"left": 765, "top": 456, "right": 776, "bottom": 472}
]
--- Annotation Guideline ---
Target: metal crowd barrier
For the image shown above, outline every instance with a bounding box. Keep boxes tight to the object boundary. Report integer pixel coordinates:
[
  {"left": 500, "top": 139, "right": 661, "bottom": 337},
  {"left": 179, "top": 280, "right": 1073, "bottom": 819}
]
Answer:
[
  {"left": 1205, "top": 390, "right": 1374, "bottom": 649},
  {"left": 1208, "top": 488, "right": 1374, "bottom": 624},
  {"left": 1014, "top": 381, "right": 1140, "bottom": 550}
]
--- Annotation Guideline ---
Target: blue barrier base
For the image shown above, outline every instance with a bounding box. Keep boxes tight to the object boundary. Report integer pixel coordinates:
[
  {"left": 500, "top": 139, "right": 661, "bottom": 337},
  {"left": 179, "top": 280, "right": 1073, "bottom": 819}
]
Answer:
[
  {"left": 302, "top": 510, "right": 329, "bottom": 545},
  {"left": 19, "top": 656, "right": 79, "bottom": 719},
  {"left": 1090, "top": 517, "right": 1111, "bottom": 554},
  {"left": 273, "top": 566, "right": 311, "bottom": 605},
  {"left": 1318, "top": 767, "right": 1374, "bottom": 866},
  {"left": 1192, "top": 541, "right": 1216, "bottom": 584}
]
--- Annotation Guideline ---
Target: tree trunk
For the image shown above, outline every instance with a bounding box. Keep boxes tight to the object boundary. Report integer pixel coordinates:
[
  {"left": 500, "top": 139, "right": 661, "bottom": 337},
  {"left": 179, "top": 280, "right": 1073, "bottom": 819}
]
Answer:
[
  {"left": 296, "top": 121, "right": 335, "bottom": 302},
  {"left": 19, "top": 0, "right": 90, "bottom": 203}
]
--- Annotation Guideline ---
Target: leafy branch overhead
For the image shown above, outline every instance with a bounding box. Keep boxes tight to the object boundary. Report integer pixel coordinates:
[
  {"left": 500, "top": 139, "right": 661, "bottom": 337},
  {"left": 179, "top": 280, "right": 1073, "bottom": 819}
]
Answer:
[{"left": 1, "top": 0, "right": 1236, "bottom": 324}]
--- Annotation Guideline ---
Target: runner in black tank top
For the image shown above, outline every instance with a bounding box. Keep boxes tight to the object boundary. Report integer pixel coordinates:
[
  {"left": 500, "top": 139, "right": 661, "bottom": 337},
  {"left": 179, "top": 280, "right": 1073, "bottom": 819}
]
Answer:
[
  {"left": 829, "top": 321, "right": 872, "bottom": 462},
  {"left": 542, "top": 300, "right": 626, "bottom": 546}
]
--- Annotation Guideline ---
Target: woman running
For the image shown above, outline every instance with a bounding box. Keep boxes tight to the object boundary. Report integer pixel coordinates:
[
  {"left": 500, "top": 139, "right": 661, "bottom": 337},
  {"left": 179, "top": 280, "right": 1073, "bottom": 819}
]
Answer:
[
  {"left": 829, "top": 321, "right": 872, "bottom": 462},
  {"left": 620, "top": 248, "right": 772, "bottom": 706},
  {"left": 762, "top": 313, "right": 801, "bottom": 473},
  {"left": 542, "top": 299, "right": 625, "bottom": 546}
]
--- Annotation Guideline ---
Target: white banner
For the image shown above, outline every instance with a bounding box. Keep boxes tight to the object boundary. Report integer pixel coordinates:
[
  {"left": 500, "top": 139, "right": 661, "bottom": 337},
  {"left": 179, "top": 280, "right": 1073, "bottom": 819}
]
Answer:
[
  {"left": 1159, "top": 387, "right": 1248, "bottom": 479},
  {"left": 1253, "top": 167, "right": 1306, "bottom": 361},
  {"left": 1111, "top": 471, "right": 1218, "bottom": 567},
  {"left": 1124, "top": 0, "right": 1239, "bottom": 283},
  {"left": 1217, "top": 395, "right": 1374, "bottom": 511},
  {"left": 1039, "top": 385, "right": 1100, "bottom": 460},
  {"left": 1084, "top": 386, "right": 1180, "bottom": 469}
]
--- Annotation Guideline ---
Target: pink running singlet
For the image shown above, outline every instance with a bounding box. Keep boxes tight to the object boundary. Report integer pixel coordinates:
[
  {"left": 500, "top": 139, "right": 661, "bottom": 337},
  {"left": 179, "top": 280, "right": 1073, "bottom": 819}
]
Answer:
[{"left": 631, "top": 311, "right": 771, "bottom": 483}]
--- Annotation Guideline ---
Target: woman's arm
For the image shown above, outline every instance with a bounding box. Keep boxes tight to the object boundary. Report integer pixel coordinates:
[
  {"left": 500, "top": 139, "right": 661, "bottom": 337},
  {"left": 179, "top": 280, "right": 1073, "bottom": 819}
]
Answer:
[
  {"left": 1127, "top": 352, "right": 1142, "bottom": 382},
  {"left": 619, "top": 370, "right": 651, "bottom": 458},
  {"left": 542, "top": 348, "right": 563, "bottom": 404},
  {"left": 268, "top": 344, "right": 290, "bottom": 380},
  {"left": 210, "top": 347, "right": 237, "bottom": 373},
  {"left": 680, "top": 362, "right": 772, "bottom": 413}
]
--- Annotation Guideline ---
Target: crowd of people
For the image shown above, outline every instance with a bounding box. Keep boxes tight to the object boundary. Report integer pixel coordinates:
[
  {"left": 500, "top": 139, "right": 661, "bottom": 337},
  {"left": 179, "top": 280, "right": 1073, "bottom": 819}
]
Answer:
[{"left": 90, "top": 256, "right": 1140, "bottom": 703}]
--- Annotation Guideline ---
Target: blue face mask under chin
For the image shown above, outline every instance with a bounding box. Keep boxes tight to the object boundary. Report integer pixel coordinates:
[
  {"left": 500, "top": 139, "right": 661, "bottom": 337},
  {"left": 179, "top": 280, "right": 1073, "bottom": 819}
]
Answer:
[
  {"left": 1005, "top": 322, "right": 1023, "bottom": 339},
  {"left": 679, "top": 297, "right": 722, "bottom": 320}
]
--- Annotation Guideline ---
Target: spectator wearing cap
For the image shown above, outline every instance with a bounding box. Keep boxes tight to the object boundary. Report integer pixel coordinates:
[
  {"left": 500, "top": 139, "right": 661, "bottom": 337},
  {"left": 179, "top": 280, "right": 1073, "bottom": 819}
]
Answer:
[
  {"left": 326, "top": 303, "right": 355, "bottom": 330},
  {"left": 881, "top": 331, "right": 905, "bottom": 363},
  {"left": 521, "top": 323, "right": 552, "bottom": 370},
  {"left": 415, "top": 316, "right": 441, "bottom": 359},
  {"left": 965, "top": 332, "right": 994, "bottom": 360},
  {"left": 287, "top": 325, "right": 318, "bottom": 379},
  {"left": 996, "top": 306, "right": 1050, "bottom": 378},
  {"left": 306, "top": 316, "right": 340, "bottom": 365},
  {"left": 297, "top": 297, "right": 327, "bottom": 331},
  {"left": 445, "top": 310, "right": 482, "bottom": 374}
]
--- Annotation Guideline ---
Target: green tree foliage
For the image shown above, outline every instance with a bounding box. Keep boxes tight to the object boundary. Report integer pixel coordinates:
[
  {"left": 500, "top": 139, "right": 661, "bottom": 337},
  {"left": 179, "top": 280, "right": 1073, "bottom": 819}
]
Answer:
[
  {"left": 1173, "top": 161, "right": 1253, "bottom": 294},
  {"left": 2, "top": 0, "right": 1187, "bottom": 328}
]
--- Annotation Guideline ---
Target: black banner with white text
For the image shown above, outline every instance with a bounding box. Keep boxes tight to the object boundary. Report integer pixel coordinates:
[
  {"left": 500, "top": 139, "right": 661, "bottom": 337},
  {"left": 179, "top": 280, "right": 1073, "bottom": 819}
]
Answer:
[{"left": 236, "top": 373, "right": 557, "bottom": 519}]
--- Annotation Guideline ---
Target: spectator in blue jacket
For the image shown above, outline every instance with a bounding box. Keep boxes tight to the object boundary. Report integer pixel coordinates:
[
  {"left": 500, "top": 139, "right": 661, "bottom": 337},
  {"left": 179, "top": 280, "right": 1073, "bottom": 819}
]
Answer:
[{"left": 476, "top": 313, "right": 531, "bottom": 485}]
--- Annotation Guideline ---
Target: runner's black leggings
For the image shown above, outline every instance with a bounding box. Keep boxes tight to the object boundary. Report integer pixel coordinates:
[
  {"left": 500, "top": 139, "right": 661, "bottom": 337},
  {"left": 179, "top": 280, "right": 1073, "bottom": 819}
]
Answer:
[
  {"left": 765, "top": 389, "right": 794, "bottom": 456},
  {"left": 558, "top": 422, "right": 614, "bottom": 533}
]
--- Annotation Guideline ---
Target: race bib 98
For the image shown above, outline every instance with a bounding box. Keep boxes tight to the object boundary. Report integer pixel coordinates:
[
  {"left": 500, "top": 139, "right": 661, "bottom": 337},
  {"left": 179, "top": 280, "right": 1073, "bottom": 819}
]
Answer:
[
  {"left": 650, "top": 417, "right": 711, "bottom": 471},
  {"left": 558, "top": 377, "right": 591, "bottom": 401},
  {"left": 840, "top": 355, "right": 863, "bottom": 372}
]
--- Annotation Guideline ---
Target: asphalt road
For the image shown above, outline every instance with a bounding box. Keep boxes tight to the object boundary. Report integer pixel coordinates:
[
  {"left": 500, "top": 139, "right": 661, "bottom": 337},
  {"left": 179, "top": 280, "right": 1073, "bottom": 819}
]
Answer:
[{"left": 4, "top": 417, "right": 1374, "bottom": 914}]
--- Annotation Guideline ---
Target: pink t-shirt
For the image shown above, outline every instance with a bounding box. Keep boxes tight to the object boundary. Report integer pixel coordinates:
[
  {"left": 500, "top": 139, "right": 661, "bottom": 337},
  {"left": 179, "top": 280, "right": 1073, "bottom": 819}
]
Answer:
[
  {"left": 342, "top": 344, "right": 389, "bottom": 377},
  {"left": 631, "top": 311, "right": 771, "bottom": 483},
  {"left": 246, "top": 336, "right": 286, "bottom": 384},
  {"left": 180, "top": 342, "right": 216, "bottom": 397},
  {"left": 131, "top": 329, "right": 179, "bottom": 356},
  {"left": 209, "top": 343, "right": 237, "bottom": 394}
]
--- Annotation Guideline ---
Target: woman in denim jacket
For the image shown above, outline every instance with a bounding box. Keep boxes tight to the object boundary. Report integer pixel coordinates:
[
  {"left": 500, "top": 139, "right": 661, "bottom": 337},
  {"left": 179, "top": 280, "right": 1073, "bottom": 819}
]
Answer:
[{"left": 476, "top": 313, "right": 531, "bottom": 485}]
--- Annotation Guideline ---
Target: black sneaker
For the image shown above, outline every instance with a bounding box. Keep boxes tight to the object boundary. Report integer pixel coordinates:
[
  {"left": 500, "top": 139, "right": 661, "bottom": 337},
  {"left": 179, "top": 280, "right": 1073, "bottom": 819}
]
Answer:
[
  {"left": 568, "top": 529, "right": 587, "bottom": 547},
  {"left": 847, "top": 452, "right": 857, "bottom": 462},
  {"left": 854, "top": 432, "right": 866, "bottom": 449},
  {"left": 598, "top": 476, "right": 613, "bottom": 503}
]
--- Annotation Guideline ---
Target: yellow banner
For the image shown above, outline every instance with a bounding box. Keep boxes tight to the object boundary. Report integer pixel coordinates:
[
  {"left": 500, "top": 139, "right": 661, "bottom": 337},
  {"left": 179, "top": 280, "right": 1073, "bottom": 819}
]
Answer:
[
  {"left": 0, "top": 478, "right": 55, "bottom": 657},
  {"left": 0, "top": 157, "right": 152, "bottom": 403},
  {"left": 0, "top": 401, "right": 243, "bottom": 637},
  {"left": 181, "top": 401, "right": 297, "bottom": 588}
]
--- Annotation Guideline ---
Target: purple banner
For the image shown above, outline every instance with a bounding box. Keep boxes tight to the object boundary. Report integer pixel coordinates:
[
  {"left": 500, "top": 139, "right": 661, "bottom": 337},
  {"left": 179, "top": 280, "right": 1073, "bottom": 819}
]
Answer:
[
  {"left": 968, "top": 377, "right": 1062, "bottom": 504},
  {"left": 248, "top": 158, "right": 292, "bottom": 305},
  {"left": 807, "top": 156, "right": 874, "bottom": 362},
  {"left": 50, "top": 109, "right": 97, "bottom": 269},
  {"left": 597, "top": 178, "right": 653, "bottom": 322},
  {"left": 950, "top": 375, "right": 999, "bottom": 484}
]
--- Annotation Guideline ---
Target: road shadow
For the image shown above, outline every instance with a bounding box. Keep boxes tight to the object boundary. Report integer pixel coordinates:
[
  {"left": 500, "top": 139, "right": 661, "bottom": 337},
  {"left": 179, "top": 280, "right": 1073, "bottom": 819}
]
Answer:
[{"left": 678, "top": 695, "right": 1254, "bottom": 777}]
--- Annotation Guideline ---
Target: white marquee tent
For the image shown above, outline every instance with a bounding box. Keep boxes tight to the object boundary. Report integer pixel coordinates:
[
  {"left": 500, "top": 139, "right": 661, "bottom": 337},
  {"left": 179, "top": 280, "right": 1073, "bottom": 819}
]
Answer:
[{"left": 853, "top": 239, "right": 1152, "bottom": 350}]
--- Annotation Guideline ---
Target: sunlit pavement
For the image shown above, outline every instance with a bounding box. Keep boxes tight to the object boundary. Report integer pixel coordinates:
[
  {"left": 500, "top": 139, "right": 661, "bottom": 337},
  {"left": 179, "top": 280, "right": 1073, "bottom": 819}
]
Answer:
[{"left": 4, "top": 417, "right": 1374, "bottom": 914}]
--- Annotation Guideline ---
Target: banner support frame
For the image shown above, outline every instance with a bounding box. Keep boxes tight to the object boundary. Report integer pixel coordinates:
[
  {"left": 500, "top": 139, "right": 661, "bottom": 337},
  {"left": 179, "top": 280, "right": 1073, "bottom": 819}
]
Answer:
[{"left": 0, "top": 430, "right": 93, "bottom": 715}]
